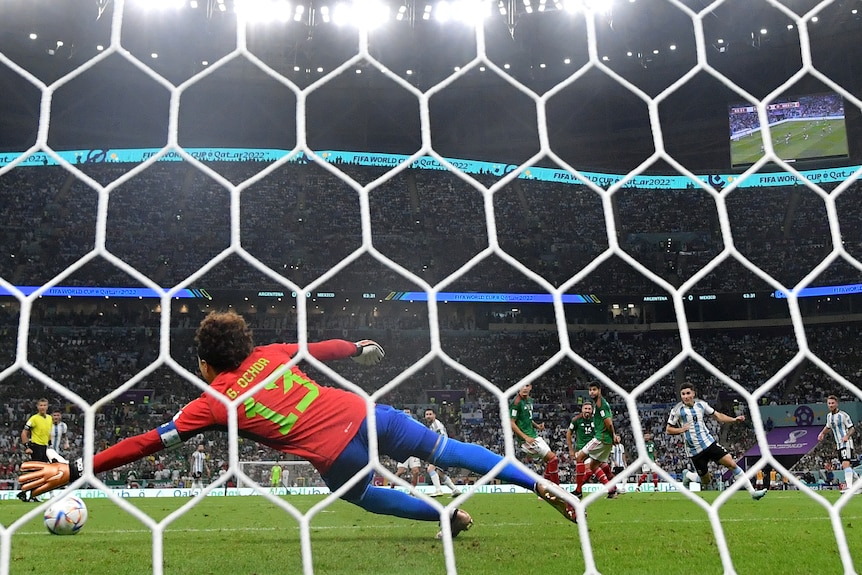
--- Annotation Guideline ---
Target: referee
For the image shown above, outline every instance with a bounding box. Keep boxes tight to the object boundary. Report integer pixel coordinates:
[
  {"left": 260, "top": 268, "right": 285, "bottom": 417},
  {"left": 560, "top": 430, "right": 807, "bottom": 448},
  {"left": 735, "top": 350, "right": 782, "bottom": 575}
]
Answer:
[{"left": 18, "top": 398, "right": 52, "bottom": 502}]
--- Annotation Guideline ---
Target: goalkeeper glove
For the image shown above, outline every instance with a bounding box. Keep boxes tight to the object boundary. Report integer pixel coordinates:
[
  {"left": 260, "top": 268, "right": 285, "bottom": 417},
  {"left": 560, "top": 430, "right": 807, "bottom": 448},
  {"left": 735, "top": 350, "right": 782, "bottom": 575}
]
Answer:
[
  {"left": 352, "top": 340, "right": 385, "bottom": 366},
  {"left": 18, "top": 458, "right": 83, "bottom": 497}
]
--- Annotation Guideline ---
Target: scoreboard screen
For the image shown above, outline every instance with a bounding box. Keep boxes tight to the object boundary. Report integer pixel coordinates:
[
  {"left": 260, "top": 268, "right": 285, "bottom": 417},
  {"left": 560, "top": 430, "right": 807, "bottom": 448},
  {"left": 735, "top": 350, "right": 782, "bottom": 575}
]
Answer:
[{"left": 728, "top": 91, "right": 849, "bottom": 168}]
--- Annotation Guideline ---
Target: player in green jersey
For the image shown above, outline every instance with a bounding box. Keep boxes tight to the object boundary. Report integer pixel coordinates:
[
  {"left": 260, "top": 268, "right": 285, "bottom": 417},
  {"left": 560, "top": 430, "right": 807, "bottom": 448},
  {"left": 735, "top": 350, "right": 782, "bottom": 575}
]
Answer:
[
  {"left": 636, "top": 431, "right": 659, "bottom": 491},
  {"left": 510, "top": 383, "right": 561, "bottom": 485},
  {"left": 572, "top": 382, "right": 618, "bottom": 498},
  {"left": 566, "top": 402, "right": 595, "bottom": 457}
]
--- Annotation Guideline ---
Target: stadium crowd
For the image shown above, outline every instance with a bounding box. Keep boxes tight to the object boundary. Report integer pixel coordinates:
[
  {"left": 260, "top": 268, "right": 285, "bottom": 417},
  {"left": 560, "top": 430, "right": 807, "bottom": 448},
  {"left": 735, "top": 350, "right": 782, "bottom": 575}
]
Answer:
[{"left": 1, "top": 162, "right": 860, "bottom": 294}]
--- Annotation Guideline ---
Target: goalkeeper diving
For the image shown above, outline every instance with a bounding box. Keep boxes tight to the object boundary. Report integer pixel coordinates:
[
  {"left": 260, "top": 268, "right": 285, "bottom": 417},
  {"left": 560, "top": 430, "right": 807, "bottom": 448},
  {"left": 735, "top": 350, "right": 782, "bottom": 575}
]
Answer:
[{"left": 19, "top": 310, "right": 578, "bottom": 538}]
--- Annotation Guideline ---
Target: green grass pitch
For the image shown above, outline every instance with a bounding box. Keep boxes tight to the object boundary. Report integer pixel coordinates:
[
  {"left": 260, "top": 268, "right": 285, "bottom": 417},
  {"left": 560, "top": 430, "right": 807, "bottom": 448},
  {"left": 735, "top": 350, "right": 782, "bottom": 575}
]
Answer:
[
  {"left": 2, "top": 490, "right": 861, "bottom": 574},
  {"left": 730, "top": 119, "right": 848, "bottom": 167}
]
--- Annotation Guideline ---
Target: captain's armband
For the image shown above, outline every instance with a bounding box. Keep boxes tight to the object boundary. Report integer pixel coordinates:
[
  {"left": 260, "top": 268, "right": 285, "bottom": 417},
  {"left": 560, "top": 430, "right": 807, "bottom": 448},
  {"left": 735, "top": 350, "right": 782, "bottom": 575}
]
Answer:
[{"left": 157, "top": 420, "right": 183, "bottom": 450}]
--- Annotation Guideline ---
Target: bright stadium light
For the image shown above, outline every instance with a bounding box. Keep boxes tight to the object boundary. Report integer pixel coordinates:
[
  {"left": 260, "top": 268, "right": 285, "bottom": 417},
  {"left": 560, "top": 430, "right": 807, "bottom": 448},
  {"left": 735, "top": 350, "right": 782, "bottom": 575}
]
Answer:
[
  {"left": 235, "top": 0, "right": 292, "bottom": 22},
  {"left": 332, "top": 2, "right": 351, "bottom": 25},
  {"left": 452, "top": 0, "right": 491, "bottom": 24},
  {"left": 332, "top": 0, "right": 389, "bottom": 29},
  {"left": 435, "top": 0, "right": 452, "bottom": 22}
]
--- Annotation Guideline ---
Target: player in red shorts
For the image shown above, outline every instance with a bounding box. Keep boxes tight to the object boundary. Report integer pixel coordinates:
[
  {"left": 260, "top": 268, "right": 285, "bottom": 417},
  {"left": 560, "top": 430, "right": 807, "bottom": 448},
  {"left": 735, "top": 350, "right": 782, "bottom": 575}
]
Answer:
[{"left": 19, "top": 311, "right": 577, "bottom": 536}]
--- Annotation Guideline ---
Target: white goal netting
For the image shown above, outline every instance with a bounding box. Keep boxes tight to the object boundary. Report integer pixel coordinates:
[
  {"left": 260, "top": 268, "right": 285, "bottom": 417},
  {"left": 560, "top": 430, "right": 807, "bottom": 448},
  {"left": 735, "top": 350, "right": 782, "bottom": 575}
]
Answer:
[{"left": 1, "top": 0, "right": 862, "bottom": 574}]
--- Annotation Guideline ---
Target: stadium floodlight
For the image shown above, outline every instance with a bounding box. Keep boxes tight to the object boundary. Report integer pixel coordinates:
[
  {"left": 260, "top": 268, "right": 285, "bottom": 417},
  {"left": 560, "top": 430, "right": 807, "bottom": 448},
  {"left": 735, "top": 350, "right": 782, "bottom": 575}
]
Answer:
[
  {"left": 435, "top": 0, "right": 452, "bottom": 22},
  {"left": 29, "top": 33, "right": 38, "bottom": 40},
  {"left": 449, "top": 0, "right": 490, "bottom": 24},
  {"left": 235, "top": 0, "right": 292, "bottom": 23},
  {"left": 330, "top": 0, "right": 390, "bottom": 29}
]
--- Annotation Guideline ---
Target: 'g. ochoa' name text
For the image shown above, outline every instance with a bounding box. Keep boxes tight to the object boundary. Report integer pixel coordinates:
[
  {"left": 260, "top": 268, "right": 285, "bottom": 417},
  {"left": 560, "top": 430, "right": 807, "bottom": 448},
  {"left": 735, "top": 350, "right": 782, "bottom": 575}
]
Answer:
[{"left": 225, "top": 357, "right": 271, "bottom": 399}]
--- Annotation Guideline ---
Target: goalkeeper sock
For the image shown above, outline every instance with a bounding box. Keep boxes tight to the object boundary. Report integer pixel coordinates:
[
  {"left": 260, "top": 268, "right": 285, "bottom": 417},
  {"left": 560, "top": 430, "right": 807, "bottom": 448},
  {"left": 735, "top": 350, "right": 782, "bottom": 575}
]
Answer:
[
  {"left": 543, "top": 455, "right": 560, "bottom": 485},
  {"left": 430, "top": 438, "right": 535, "bottom": 490},
  {"left": 352, "top": 485, "right": 439, "bottom": 521}
]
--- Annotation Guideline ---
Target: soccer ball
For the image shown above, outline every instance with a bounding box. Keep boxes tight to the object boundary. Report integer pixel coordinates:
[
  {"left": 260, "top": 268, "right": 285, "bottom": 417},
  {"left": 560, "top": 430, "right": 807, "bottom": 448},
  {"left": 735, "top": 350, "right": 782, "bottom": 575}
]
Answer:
[{"left": 44, "top": 496, "right": 88, "bottom": 535}]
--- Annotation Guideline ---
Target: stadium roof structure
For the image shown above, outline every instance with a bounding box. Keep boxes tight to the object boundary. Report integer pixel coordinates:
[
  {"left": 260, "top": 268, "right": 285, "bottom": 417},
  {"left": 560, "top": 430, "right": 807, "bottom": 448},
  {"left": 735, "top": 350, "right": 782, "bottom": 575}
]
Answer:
[{"left": 0, "top": 0, "right": 860, "bottom": 171}]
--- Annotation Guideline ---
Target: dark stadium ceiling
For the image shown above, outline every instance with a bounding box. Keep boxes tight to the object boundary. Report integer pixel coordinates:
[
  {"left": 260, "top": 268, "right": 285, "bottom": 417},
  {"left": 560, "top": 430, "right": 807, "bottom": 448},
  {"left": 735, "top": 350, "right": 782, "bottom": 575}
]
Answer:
[{"left": 0, "top": 0, "right": 861, "bottom": 170}]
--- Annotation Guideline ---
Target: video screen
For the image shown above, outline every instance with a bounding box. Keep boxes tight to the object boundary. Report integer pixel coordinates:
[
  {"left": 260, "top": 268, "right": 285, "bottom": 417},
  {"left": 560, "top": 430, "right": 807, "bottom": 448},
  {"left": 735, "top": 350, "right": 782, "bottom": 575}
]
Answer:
[{"left": 728, "top": 92, "right": 849, "bottom": 168}]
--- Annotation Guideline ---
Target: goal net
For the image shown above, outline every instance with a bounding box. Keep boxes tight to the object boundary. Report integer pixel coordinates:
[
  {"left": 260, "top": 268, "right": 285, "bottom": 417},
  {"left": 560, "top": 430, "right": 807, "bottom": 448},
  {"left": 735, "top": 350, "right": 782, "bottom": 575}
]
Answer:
[{"left": 1, "top": 0, "right": 861, "bottom": 574}]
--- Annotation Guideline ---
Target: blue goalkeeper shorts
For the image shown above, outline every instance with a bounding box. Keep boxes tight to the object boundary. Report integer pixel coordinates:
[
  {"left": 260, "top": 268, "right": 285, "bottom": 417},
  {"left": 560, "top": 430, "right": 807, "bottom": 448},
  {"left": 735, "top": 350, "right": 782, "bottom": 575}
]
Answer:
[{"left": 322, "top": 404, "right": 439, "bottom": 499}]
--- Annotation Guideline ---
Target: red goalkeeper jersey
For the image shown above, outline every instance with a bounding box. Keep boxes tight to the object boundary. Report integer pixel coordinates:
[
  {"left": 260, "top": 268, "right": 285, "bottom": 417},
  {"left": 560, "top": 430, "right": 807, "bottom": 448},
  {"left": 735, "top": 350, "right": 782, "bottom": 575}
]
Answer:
[{"left": 94, "top": 340, "right": 368, "bottom": 474}]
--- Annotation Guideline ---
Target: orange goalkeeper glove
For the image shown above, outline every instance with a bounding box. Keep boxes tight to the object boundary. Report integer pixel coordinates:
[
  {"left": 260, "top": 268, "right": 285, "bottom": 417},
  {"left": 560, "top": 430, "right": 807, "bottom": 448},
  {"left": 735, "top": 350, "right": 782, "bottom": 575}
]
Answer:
[{"left": 19, "top": 458, "right": 82, "bottom": 497}]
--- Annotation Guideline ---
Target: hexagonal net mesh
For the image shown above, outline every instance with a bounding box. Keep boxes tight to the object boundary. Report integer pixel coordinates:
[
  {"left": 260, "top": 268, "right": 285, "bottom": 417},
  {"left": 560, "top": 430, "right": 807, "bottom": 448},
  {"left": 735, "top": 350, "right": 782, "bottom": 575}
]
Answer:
[{"left": 1, "top": 0, "right": 862, "bottom": 574}]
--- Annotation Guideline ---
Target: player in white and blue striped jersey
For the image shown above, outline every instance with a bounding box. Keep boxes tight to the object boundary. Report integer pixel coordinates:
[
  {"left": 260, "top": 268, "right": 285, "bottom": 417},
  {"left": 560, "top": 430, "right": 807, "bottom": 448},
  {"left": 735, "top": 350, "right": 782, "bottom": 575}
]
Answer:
[
  {"left": 818, "top": 395, "right": 857, "bottom": 493},
  {"left": 666, "top": 383, "right": 767, "bottom": 500}
]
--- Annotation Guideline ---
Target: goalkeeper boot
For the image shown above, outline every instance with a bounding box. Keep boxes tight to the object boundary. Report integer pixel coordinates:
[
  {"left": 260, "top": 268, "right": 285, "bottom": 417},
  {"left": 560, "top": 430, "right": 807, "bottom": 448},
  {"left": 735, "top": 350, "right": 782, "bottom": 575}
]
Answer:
[
  {"left": 537, "top": 483, "right": 577, "bottom": 523},
  {"left": 435, "top": 508, "right": 473, "bottom": 539}
]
